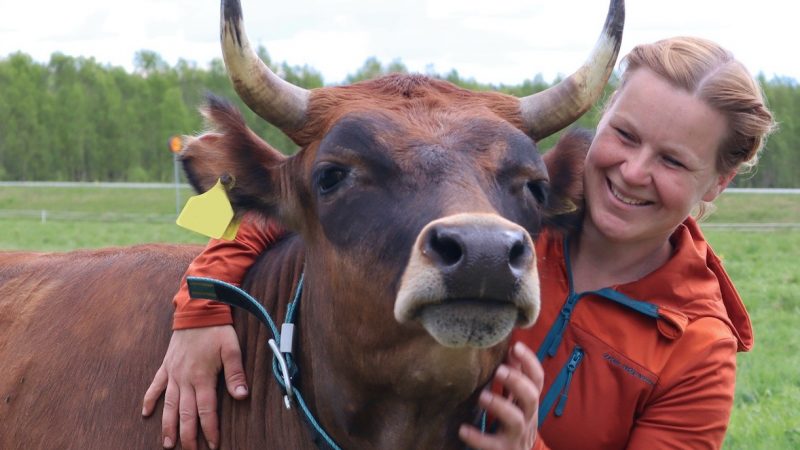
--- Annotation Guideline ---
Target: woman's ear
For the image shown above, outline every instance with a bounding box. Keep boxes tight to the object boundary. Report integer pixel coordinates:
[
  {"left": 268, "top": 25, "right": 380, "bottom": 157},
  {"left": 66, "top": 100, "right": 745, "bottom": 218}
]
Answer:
[{"left": 701, "top": 170, "right": 737, "bottom": 202}]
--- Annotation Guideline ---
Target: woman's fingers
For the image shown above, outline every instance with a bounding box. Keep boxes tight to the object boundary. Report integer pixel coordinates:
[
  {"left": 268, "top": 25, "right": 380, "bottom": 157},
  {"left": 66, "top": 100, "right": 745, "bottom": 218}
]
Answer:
[
  {"left": 146, "top": 327, "right": 243, "bottom": 449},
  {"left": 178, "top": 384, "right": 199, "bottom": 450},
  {"left": 221, "top": 330, "right": 248, "bottom": 400},
  {"left": 161, "top": 379, "right": 180, "bottom": 448},
  {"left": 459, "top": 423, "right": 505, "bottom": 450},
  {"left": 195, "top": 382, "right": 220, "bottom": 450},
  {"left": 459, "top": 344, "right": 544, "bottom": 450},
  {"left": 142, "top": 365, "right": 168, "bottom": 416},
  {"left": 480, "top": 386, "right": 527, "bottom": 438},
  {"left": 493, "top": 363, "right": 540, "bottom": 423},
  {"left": 512, "top": 342, "right": 544, "bottom": 391}
]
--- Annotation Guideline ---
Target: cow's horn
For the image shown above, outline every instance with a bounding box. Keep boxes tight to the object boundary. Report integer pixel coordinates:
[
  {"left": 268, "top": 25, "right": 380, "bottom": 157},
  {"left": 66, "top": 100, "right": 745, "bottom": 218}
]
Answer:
[
  {"left": 220, "top": 0, "right": 310, "bottom": 132},
  {"left": 520, "top": 0, "right": 624, "bottom": 140}
]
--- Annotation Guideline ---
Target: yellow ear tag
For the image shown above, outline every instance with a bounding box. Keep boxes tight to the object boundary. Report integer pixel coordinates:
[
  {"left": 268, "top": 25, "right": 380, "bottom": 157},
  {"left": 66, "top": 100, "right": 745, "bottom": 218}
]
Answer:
[{"left": 176, "top": 178, "right": 241, "bottom": 240}]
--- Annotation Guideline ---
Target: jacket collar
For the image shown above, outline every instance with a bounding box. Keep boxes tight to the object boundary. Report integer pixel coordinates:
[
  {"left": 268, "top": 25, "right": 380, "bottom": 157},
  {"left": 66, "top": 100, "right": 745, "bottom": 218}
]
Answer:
[{"left": 612, "top": 217, "right": 753, "bottom": 352}]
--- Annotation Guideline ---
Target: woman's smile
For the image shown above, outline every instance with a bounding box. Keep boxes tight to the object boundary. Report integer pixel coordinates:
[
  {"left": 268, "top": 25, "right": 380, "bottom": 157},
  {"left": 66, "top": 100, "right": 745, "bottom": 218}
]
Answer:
[{"left": 606, "top": 178, "right": 653, "bottom": 207}]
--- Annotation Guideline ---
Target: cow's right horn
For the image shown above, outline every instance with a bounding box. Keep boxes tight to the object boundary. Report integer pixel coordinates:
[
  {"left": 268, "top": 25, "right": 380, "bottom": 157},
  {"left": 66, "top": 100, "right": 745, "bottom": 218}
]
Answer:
[
  {"left": 520, "top": 0, "right": 625, "bottom": 140},
  {"left": 220, "top": 0, "right": 310, "bottom": 132}
]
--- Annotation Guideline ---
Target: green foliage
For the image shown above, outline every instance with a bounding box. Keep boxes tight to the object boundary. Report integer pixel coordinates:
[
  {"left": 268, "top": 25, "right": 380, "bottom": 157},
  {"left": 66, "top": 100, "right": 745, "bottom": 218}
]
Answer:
[
  {"left": 345, "top": 57, "right": 408, "bottom": 83},
  {"left": 740, "top": 75, "right": 800, "bottom": 188},
  {"left": 0, "top": 52, "right": 797, "bottom": 186}
]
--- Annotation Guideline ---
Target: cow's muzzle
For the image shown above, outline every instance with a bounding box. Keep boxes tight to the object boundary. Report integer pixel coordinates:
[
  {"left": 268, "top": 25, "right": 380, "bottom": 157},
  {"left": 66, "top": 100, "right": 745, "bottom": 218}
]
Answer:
[{"left": 395, "top": 213, "right": 540, "bottom": 348}]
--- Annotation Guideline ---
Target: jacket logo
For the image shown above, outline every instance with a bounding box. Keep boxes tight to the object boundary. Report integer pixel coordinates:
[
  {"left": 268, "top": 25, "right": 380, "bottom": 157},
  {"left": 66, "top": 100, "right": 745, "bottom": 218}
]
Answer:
[{"left": 603, "top": 353, "right": 655, "bottom": 385}]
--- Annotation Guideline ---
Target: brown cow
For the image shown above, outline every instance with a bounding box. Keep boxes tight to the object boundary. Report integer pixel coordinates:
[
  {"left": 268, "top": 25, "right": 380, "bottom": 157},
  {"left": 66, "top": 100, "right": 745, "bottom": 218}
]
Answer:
[{"left": 0, "top": 0, "right": 623, "bottom": 448}]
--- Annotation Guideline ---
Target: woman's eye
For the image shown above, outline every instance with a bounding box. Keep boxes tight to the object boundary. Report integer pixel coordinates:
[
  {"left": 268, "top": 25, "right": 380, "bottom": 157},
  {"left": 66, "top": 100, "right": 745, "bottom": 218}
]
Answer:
[
  {"left": 662, "top": 155, "right": 686, "bottom": 169},
  {"left": 318, "top": 166, "right": 349, "bottom": 194},
  {"left": 615, "top": 127, "right": 634, "bottom": 142},
  {"left": 526, "top": 180, "right": 549, "bottom": 206}
]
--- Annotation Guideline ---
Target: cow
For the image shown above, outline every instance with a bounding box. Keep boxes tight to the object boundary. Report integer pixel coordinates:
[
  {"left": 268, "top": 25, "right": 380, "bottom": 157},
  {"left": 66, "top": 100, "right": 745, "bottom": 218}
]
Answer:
[{"left": 0, "top": 0, "right": 624, "bottom": 448}]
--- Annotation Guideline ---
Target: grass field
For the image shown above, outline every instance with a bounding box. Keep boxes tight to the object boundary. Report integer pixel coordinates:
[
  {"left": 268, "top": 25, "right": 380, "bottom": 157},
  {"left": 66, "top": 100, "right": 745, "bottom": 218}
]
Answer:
[
  {"left": 0, "top": 185, "right": 207, "bottom": 250},
  {"left": 1, "top": 185, "right": 798, "bottom": 448}
]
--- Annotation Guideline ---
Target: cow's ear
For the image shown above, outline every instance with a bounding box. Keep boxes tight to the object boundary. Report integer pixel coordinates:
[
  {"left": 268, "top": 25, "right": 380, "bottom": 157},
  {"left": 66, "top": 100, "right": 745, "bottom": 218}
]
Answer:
[
  {"left": 542, "top": 128, "right": 591, "bottom": 232},
  {"left": 180, "top": 96, "right": 287, "bottom": 216}
]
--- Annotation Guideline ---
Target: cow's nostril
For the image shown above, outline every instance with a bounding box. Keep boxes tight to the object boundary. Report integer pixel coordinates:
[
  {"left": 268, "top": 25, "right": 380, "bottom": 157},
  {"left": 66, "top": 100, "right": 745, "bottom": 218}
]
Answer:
[
  {"left": 508, "top": 239, "right": 529, "bottom": 271},
  {"left": 428, "top": 229, "right": 463, "bottom": 267}
]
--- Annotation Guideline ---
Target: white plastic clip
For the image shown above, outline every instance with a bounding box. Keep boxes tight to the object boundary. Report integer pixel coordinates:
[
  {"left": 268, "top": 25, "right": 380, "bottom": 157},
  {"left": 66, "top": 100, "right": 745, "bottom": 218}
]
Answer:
[
  {"left": 280, "top": 324, "right": 295, "bottom": 353},
  {"left": 268, "top": 338, "right": 293, "bottom": 409}
]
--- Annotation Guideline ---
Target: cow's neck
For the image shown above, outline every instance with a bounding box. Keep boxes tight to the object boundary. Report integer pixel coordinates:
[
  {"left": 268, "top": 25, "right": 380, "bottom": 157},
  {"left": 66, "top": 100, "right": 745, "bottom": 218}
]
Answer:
[
  {"left": 312, "top": 370, "right": 483, "bottom": 449},
  {"left": 237, "top": 235, "right": 489, "bottom": 450}
]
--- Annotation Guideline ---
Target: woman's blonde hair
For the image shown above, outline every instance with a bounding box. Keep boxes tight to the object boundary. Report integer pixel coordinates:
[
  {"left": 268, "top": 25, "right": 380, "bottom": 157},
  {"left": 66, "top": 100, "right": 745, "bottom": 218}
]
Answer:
[{"left": 619, "top": 36, "right": 776, "bottom": 175}]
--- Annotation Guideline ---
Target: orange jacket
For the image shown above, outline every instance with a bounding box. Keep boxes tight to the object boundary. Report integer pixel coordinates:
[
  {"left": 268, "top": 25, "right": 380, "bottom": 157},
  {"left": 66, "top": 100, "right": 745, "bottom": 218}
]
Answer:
[
  {"left": 525, "top": 218, "right": 752, "bottom": 450},
  {"left": 172, "top": 216, "right": 284, "bottom": 330},
  {"left": 174, "top": 216, "right": 752, "bottom": 449}
]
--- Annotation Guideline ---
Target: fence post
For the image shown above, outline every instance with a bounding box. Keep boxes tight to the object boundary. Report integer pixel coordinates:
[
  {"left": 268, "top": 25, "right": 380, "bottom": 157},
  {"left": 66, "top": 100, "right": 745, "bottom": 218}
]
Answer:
[
  {"left": 174, "top": 154, "right": 181, "bottom": 215},
  {"left": 168, "top": 136, "right": 183, "bottom": 216}
]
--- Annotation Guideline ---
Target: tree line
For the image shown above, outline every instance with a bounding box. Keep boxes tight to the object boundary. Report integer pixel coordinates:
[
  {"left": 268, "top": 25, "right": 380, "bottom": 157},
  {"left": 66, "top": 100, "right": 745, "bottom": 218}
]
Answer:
[{"left": 0, "top": 50, "right": 797, "bottom": 187}]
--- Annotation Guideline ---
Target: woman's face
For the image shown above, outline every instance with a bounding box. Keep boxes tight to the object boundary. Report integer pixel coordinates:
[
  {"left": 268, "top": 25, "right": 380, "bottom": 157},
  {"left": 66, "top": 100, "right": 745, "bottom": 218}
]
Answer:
[{"left": 583, "top": 68, "right": 734, "bottom": 245}]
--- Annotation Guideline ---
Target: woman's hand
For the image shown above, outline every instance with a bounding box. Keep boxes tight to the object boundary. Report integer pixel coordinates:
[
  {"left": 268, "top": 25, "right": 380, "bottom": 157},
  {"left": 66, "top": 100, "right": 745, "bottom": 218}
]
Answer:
[
  {"left": 459, "top": 342, "right": 544, "bottom": 450},
  {"left": 141, "top": 325, "right": 248, "bottom": 450}
]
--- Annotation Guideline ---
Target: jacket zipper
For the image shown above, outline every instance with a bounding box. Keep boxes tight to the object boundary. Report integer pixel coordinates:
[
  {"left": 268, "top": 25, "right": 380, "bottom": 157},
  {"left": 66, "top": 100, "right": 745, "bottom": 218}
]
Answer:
[
  {"left": 555, "top": 347, "right": 584, "bottom": 416},
  {"left": 538, "top": 346, "right": 584, "bottom": 426},
  {"left": 537, "top": 238, "right": 661, "bottom": 363},
  {"left": 537, "top": 292, "right": 582, "bottom": 360}
]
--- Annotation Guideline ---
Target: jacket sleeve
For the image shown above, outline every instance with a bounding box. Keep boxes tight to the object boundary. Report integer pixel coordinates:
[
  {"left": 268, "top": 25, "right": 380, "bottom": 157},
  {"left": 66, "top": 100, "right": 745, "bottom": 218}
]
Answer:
[
  {"left": 625, "top": 320, "right": 739, "bottom": 449},
  {"left": 172, "top": 214, "right": 284, "bottom": 330}
]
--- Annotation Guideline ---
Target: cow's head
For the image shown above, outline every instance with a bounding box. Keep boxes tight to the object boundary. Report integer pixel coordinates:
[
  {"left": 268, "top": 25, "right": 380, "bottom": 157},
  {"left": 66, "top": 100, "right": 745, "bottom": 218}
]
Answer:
[{"left": 182, "top": 0, "right": 621, "bottom": 393}]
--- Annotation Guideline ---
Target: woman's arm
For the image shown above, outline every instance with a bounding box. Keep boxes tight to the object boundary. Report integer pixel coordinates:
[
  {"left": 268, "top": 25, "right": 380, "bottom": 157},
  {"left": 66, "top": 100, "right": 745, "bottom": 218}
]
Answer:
[
  {"left": 142, "top": 214, "right": 283, "bottom": 450},
  {"left": 626, "top": 326, "right": 738, "bottom": 449},
  {"left": 172, "top": 216, "right": 285, "bottom": 329}
]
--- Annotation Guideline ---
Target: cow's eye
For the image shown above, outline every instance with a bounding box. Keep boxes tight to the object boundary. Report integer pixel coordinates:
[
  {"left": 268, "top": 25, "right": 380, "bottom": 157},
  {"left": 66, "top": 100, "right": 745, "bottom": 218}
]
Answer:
[
  {"left": 317, "top": 166, "right": 349, "bottom": 195},
  {"left": 526, "top": 180, "right": 549, "bottom": 206}
]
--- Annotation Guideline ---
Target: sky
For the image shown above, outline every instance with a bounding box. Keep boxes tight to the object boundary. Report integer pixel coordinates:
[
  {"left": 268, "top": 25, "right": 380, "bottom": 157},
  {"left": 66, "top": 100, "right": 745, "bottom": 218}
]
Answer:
[{"left": 0, "top": 0, "right": 795, "bottom": 85}]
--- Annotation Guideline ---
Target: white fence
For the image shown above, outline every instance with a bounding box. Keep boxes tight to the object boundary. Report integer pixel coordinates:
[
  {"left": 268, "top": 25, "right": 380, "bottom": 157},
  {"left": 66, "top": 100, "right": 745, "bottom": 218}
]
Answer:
[
  {"left": 2, "top": 182, "right": 798, "bottom": 194},
  {"left": 0, "top": 181, "right": 190, "bottom": 189},
  {"left": 0, "top": 209, "right": 176, "bottom": 224}
]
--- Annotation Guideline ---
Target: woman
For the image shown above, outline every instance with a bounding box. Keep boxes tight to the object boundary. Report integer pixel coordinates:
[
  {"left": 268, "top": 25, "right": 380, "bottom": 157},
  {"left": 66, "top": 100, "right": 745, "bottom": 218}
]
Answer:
[{"left": 142, "top": 36, "right": 775, "bottom": 450}]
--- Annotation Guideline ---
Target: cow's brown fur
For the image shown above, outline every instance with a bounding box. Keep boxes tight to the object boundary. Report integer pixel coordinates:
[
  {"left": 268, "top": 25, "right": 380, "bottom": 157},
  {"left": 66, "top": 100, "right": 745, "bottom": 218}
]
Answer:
[
  {"left": 0, "top": 245, "right": 200, "bottom": 449},
  {"left": 291, "top": 75, "right": 524, "bottom": 147}
]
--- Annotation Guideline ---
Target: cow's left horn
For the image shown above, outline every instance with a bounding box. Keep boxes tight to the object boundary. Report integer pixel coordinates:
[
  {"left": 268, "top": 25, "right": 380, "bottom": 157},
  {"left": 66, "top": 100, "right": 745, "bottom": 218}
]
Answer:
[
  {"left": 520, "top": 0, "right": 624, "bottom": 140},
  {"left": 220, "top": 0, "right": 310, "bottom": 132}
]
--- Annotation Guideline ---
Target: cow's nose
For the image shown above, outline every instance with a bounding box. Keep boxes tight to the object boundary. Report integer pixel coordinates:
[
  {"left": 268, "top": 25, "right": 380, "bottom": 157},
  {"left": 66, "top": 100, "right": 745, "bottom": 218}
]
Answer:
[{"left": 422, "top": 220, "right": 533, "bottom": 299}]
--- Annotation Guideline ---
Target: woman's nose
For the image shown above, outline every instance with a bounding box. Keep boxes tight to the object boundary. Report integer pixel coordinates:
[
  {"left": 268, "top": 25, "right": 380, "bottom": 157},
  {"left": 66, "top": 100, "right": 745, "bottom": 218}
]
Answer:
[{"left": 619, "top": 150, "right": 652, "bottom": 186}]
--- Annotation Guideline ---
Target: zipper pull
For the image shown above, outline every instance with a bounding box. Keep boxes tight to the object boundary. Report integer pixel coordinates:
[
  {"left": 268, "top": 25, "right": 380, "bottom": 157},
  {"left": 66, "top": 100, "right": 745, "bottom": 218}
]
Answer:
[
  {"left": 546, "top": 293, "right": 580, "bottom": 357},
  {"left": 555, "top": 347, "right": 584, "bottom": 416}
]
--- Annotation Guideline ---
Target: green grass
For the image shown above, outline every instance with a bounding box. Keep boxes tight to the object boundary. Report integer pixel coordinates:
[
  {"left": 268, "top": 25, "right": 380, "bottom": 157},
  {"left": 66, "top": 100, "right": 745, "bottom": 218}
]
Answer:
[
  {"left": 1, "top": 219, "right": 206, "bottom": 250},
  {"left": 0, "top": 186, "right": 196, "bottom": 215},
  {"left": 707, "top": 192, "right": 800, "bottom": 224},
  {"left": 0, "top": 186, "right": 206, "bottom": 250},
  {"left": 706, "top": 230, "right": 800, "bottom": 449},
  {"left": 1, "top": 186, "right": 798, "bottom": 448}
]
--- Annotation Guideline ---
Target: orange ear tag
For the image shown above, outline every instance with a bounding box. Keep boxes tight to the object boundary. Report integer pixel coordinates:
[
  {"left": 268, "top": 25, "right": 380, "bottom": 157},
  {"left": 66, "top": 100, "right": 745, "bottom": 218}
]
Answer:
[{"left": 176, "top": 178, "right": 241, "bottom": 240}]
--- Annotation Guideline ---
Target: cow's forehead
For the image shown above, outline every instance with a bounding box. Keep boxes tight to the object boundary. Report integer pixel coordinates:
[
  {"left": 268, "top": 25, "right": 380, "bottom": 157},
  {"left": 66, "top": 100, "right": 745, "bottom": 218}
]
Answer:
[{"left": 310, "top": 108, "right": 546, "bottom": 182}]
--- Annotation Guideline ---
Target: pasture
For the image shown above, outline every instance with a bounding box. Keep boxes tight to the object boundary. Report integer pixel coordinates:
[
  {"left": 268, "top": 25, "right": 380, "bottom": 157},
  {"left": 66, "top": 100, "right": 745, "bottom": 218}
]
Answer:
[{"left": 1, "top": 184, "right": 798, "bottom": 449}]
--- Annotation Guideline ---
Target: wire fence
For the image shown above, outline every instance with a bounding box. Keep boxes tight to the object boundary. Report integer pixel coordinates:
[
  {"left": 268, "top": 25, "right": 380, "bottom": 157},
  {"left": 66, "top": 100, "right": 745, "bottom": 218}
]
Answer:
[
  {"left": 2, "top": 182, "right": 798, "bottom": 194},
  {"left": 0, "top": 181, "right": 190, "bottom": 189},
  {"left": 0, "top": 209, "right": 176, "bottom": 224}
]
